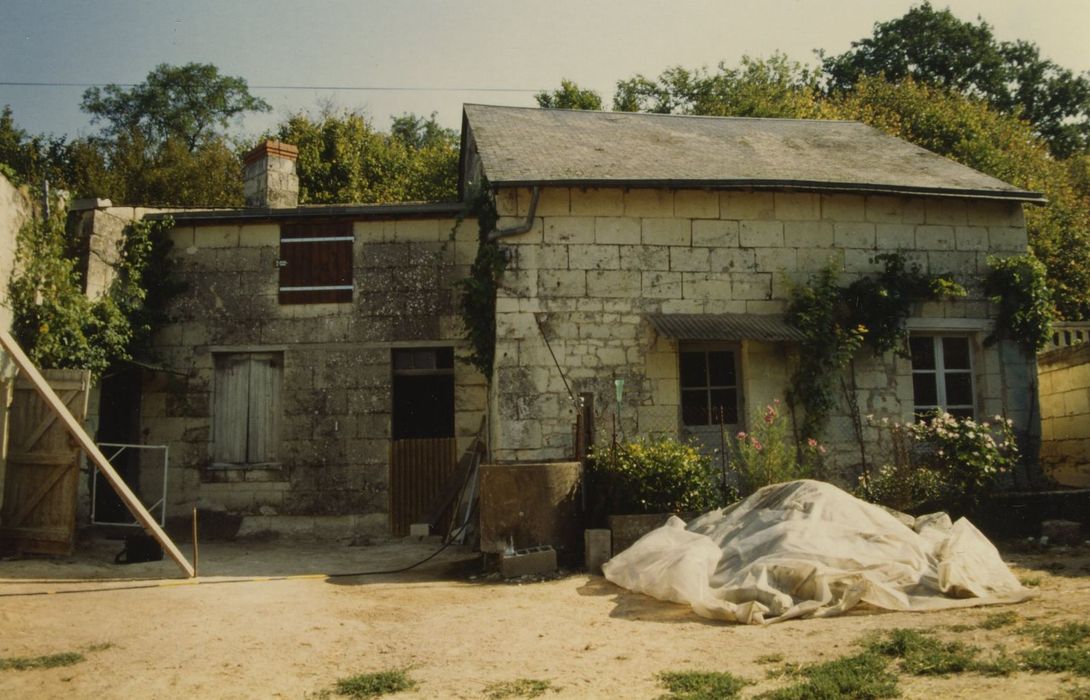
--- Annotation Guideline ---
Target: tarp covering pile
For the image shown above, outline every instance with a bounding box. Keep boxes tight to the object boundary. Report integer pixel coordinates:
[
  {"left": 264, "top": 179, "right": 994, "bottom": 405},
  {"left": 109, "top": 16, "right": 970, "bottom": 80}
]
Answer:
[{"left": 602, "top": 479, "right": 1031, "bottom": 624}]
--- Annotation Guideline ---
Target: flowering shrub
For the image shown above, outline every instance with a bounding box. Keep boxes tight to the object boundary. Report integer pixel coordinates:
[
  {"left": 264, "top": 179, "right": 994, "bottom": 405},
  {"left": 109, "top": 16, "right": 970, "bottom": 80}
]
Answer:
[
  {"left": 864, "top": 412, "right": 1018, "bottom": 514},
  {"left": 730, "top": 400, "right": 825, "bottom": 496},
  {"left": 586, "top": 436, "right": 727, "bottom": 520}
]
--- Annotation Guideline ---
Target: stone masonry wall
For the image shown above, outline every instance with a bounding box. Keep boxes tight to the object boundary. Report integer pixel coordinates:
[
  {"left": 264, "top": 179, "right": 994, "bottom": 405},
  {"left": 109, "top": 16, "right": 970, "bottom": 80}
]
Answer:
[
  {"left": 1039, "top": 343, "right": 1090, "bottom": 487},
  {"left": 490, "top": 186, "right": 1034, "bottom": 481},
  {"left": 140, "top": 214, "right": 483, "bottom": 532}
]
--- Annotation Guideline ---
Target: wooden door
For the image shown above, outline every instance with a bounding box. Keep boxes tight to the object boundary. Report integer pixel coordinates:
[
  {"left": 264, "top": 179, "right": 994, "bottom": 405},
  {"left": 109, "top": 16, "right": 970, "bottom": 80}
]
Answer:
[
  {"left": 0, "top": 369, "right": 90, "bottom": 555},
  {"left": 389, "top": 437, "right": 458, "bottom": 536}
]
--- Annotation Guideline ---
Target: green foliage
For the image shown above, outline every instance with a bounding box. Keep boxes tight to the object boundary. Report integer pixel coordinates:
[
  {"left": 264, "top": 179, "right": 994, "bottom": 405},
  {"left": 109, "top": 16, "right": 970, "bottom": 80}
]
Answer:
[
  {"left": 454, "top": 184, "right": 502, "bottom": 377},
  {"left": 864, "top": 412, "right": 1018, "bottom": 513},
  {"left": 535, "top": 79, "right": 603, "bottom": 110},
  {"left": 613, "top": 54, "right": 820, "bottom": 118},
  {"left": 762, "top": 652, "right": 898, "bottom": 700},
  {"left": 483, "top": 678, "right": 556, "bottom": 699},
  {"left": 785, "top": 263, "right": 865, "bottom": 440},
  {"left": 0, "top": 651, "right": 84, "bottom": 671},
  {"left": 820, "top": 3, "right": 1090, "bottom": 157},
  {"left": 656, "top": 670, "right": 749, "bottom": 699},
  {"left": 1019, "top": 622, "right": 1090, "bottom": 676},
  {"left": 867, "top": 628, "right": 980, "bottom": 675},
  {"left": 9, "top": 205, "right": 180, "bottom": 378},
  {"left": 730, "top": 401, "right": 824, "bottom": 496},
  {"left": 586, "top": 436, "right": 725, "bottom": 517},
  {"left": 333, "top": 669, "right": 415, "bottom": 698},
  {"left": 81, "top": 62, "right": 270, "bottom": 152},
  {"left": 979, "top": 611, "right": 1020, "bottom": 630},
  {"left": 276, "top": 108, "right": 458, "bottom": 204},
  {"left": 985, "top": 254, "right": 1055, "bottom": 353},
  {"left": 843, "top": 252, "right": 965, "bottom": 357}
]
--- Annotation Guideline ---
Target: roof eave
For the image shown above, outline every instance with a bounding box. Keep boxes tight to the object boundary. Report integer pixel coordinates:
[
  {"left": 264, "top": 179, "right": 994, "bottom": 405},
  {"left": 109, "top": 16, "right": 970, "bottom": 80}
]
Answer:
[{"left": 147, "top": 201, "right": 467, "bottom": 226}]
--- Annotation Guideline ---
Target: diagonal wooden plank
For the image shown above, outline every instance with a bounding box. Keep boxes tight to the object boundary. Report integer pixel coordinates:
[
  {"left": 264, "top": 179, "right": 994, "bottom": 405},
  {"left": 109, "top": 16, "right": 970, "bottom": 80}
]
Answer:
[
  {"left": 0, "top": 331, "right": 195, "bottom": 578},
  {"left": 6, "top": 463, "right": 70, "bottom": 528},
  {"left": 17, "top": 390, "right": 81, "bottom": 454}
]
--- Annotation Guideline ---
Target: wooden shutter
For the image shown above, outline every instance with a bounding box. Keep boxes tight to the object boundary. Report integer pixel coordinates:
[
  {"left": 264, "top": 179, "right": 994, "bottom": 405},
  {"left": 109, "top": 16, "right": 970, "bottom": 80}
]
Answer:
[
  {"left": 246, "top": 353, "right": 281, "bottom": 464},
  {"left": 279, "top": 222, "right": 353, "bottom": 304},
  {"left": 213, "top": 354, "right": 250, "bottom": 464}
]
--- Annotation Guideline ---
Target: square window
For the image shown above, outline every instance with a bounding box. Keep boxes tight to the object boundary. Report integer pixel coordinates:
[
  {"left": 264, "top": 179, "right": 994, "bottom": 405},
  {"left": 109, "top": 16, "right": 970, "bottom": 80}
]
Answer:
[
  {"left": 213, "top": 352, "right": 283, "bottom": 465},
  {"left": 278, "top": 222, "right": 353, "bottom": 304},
  {"left": 679, "top": 346, "right": 739, "bottom": 426},
  {"left": 910, "top": 335, "right": 974, "bottom": 419}
]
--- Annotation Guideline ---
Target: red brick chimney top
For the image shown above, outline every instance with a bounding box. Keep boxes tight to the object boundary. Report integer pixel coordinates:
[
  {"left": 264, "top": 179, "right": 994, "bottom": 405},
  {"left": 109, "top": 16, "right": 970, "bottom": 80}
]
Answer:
[{"left": 243, "top": 140, "right": 299, "bottom": 166}]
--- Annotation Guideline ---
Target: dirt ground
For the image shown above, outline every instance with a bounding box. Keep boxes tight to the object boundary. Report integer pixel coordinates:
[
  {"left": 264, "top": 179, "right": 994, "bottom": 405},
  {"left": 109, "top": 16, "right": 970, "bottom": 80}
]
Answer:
[{"left": 1, "top": 534, "right": 1089, "bottom": 699}]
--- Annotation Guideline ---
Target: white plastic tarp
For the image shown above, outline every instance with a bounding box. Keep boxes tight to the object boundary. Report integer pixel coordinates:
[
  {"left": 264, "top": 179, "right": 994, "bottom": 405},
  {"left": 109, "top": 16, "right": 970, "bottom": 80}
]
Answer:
[{"left": 602, "top": 480, "right": 1032, "bottom": 624}]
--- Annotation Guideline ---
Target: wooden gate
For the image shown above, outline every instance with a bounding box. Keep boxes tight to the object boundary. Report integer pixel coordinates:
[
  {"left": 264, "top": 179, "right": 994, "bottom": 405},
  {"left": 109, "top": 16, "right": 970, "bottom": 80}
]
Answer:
[
  {"left": 389, "top": 437, "right": 458, "bottom": 536},
  {"left": 0, "top": 369, "right": 90, "bottom": 555}
]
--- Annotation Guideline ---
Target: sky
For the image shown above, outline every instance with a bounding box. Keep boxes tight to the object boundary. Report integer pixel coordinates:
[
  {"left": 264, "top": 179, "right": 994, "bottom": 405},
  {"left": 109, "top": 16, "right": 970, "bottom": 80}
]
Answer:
[{"left": 2, "top": 0, "right": 1089, "bottom": 141}]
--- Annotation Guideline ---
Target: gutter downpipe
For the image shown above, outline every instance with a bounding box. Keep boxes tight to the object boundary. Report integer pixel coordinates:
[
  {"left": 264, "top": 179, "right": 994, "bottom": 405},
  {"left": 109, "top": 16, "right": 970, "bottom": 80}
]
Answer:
[{"left": 486, "top": 186, "right": 540, "bottom": 242}]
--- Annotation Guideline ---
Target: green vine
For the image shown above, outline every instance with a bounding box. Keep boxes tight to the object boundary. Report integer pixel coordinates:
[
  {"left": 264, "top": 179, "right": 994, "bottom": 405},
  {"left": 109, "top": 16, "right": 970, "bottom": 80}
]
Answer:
[
  {"left": 787, "top": 253, "right": 965, "bottom": 440},
  {"left": 454, "top": 181, "right": 503, "bottom": 377},
  {"left": 984, "top": 254, "right": 1055, "bottom": 354},
  {"left": 9, "top": 200, "right": 181, "bottom": 379}
]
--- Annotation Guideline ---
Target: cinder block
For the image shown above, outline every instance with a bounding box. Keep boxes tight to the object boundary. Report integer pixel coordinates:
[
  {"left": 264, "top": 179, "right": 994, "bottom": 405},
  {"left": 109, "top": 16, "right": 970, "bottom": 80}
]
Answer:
[
  {"left": 409, "top": 523, "right": 430, "bottom": 537},
  {"left": 584, "top": 529, "right": 612, "bottom": 575},
  {"left": 500, "top": 545, "right": 558, "bottom": 577}
]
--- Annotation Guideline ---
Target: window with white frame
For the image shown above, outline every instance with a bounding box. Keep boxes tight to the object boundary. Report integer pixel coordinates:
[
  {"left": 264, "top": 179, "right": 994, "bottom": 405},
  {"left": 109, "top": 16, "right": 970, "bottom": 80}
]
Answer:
[
  {"left": 679, "top": 346, "right": 740, "bottom": 426},
  {"left": 909, "top": 335, "right": 974, "bottom": 419},
  {"left": 212, "top": 352, "right": 283, "bottom": 465}
]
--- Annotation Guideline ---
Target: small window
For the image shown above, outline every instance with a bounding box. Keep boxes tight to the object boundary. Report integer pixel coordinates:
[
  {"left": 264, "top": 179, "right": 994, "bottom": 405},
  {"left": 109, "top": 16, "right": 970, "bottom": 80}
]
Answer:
[
  {"left": 680, "top": 348, "right": 739, "bottom": 426},
  {"left": 391, "top": 348, "right": 455, "bottom": 440},
  {"left": 278, "top": 222, "right": 353, "bottom": 304},
  {"left": 213, "top": 352, "right": 283, "bottom": 465},
  {"left": 909, "top": 336, "right": 974, "bottom": 420}
]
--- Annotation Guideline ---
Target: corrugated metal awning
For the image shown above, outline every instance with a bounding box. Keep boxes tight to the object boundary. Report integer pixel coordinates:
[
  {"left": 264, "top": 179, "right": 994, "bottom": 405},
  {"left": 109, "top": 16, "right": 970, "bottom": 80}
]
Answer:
[{"left": 646, "top": 313, "right": 805, "bottom": 342}]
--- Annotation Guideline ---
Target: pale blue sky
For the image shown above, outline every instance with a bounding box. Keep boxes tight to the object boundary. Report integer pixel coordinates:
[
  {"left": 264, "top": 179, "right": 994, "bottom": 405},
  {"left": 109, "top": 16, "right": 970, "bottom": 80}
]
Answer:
[{"left": 2, "top": 0, "right": 1088, "bottom": 140}]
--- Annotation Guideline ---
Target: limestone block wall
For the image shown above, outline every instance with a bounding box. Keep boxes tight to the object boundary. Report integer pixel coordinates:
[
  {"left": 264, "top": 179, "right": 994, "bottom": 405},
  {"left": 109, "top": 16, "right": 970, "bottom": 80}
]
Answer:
[
  {"left": 1039, "top": 343, "right": 1090, "bottom": 487},
  {"left": 489, "top": 186, "right": 1034, "bottom": 479},
  {"left": 139, "top": 214, "right": 484, "bottom": 529},
  {"left": 0, "top": 174, "right": 31, "bottom": 331}
]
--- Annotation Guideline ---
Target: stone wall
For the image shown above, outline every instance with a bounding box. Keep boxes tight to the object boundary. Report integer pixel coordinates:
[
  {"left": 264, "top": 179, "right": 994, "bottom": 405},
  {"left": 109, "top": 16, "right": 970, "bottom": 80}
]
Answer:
[
  {"left": 1039, "top": 343, "right": 1090, "bottom": 487},
  {"left": 0, "top": 174, "right": 31, "bottom": 331},
  {"left": 489, "top": 186, "right": 1034, "bottom": 480},
  {"left": 140, "top": 214, "right": 483, "bottom": 532}
]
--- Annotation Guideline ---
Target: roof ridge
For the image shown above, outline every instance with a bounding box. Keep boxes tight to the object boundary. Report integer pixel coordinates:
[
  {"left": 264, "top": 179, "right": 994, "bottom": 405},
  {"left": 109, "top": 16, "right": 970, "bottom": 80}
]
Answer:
[{"left": 462, "top": 102, "right": 862, "bottom": 125}]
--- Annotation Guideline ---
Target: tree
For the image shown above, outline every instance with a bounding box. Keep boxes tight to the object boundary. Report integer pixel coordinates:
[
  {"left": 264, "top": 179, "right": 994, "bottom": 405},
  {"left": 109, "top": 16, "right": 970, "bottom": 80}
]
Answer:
[
  {"left": 81, "top": 62, "right": 270, "bottom": 152},
  {"left": 612, "top": 54, "right": 820, "bottom": 118},
  {"left": 820, "top": 3, "right": 1090, "bottom": 157},
  {"left": 274, "top": 109, "right": 459, "bottom": 204},
  {"left": 535, "top": 79, "right": 603, "bottom": 110}
]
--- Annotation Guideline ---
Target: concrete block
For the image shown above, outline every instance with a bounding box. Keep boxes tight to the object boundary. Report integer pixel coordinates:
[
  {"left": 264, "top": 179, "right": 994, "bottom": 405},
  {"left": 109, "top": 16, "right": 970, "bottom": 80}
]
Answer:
[
  {"left": 571, "top": 188, "right": 624, "bottom": 216},
  {"left": 774, "top": 192, "right": 820, "bottom": 220},
  {"left": 834, "top": 222, "right": 876, "bottom": 248},
  {"left": 692, "top": 219, "right": 739, "bottom": 247},
  {"left": 820, "top": 194, "right": 866, "bottom": 222},
  {"left": 739, "top": 220, "right": 783, "bottom": 247},
  {"left": 865, "top": 196, "right": 905, "bottom": 223},
  {"left": 409, "top": 523, "right": 430, "bottom": 537},
  {"left": 721, "top": 191, "right": 775, "bottom": 220},
  {"left": 501, "top": 545, "right": 558, "bottom": 577},
  {"left": 594, "top": 216, "right": 642, "bottom": 244},
  {"left": 642, "top": 218, "right": 691, "bottom": 246},
  {"left": 784, "top": 220, "right": 834, "bottom": 248},
  {"left": 674, "top": 189, "right": 720, "bottom": 219},
  {"left": 584, "top": 529, "right": 612, "bottom": 574},
  {"left": 876, "top": 224, "right": 916, "bottom": 250},
  {"left": 544, "top": 216, "right": 595, "bottom": 244},
  {"left": 624, "top": 189, "right": 673, "bottom": 218},
  {"left": 989, "top": 226, "right": 1029, "bottom": 251},
  {"left": 619, "top": 244, "right": 669, "bottom": 270}
]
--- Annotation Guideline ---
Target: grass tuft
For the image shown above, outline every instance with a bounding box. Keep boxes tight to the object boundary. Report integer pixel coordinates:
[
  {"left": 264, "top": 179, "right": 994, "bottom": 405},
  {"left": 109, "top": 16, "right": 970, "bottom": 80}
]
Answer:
[
  {"left": 761, "top": 653, "right": 898, "bottom": 700},
  {"left": 484, "top": 678, "right": 556, "bottom": 699},
  {"left": 0, "top": 652, "right": 85, "bottom": 671},
  {"left": 334, "top": 669, "right": 415, "bottom": 698},
  {"left": 979, "top": 611, "right": 1020, "bottom": 630},
  {"left": 1023, "top": 622, "right": 1090, "bottom": 649},
  {"left": 656, "top": 670, "right": 749, "bottom": 699},
  {"left": 867, "top": 628, "right": 979, "bottom": 675}
]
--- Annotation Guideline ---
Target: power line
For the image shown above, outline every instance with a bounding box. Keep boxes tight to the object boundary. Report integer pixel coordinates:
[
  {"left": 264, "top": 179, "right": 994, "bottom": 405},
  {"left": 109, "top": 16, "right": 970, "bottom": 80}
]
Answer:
[{"left": 0, "top": 81, "right": 539, "bottom": 94}]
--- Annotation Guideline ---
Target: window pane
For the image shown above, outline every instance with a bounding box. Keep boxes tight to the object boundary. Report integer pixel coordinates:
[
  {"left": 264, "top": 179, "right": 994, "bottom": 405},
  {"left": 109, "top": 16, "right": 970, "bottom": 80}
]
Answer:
[
  {"left": 913, "top": 373, "right": 938, "bottom": 406},
  {"left": 942, "top": 337, "right": 971, "bottom": 369},
  {"left": 948, "top": 407, "right": 974, "bottom": 419},
  {"left": 945, "top": 372, "right": 974, "bottom": 406},
  {"left": 709, "top": 389, "right": 738, "bottom": 424},
  {"left": 707, "top": 351, "right": 736, "bottom": 387},
  {"left": 679, "top": 352, "right": 707, "bottom": 388},
  {"left": 681, "top": 390, "right": 708, "bottom": 425},
  {"left": 910, "top": 337, "right": 935, "bottom": 369},
  {"left": 412, "top": 349, "right": 434, "bottom": 370},
  {"left": 436, "top": 347, "right": 454, "bottom": 369}
]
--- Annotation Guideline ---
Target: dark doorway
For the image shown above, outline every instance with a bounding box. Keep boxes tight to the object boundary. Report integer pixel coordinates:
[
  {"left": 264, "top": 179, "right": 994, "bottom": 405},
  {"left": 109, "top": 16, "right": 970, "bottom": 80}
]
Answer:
[
  {"left": 391, "top": 347, "right": 455, "bottom": 439},
  {"left": 93, "top": 366, "right": 143, "bottom": 523}
]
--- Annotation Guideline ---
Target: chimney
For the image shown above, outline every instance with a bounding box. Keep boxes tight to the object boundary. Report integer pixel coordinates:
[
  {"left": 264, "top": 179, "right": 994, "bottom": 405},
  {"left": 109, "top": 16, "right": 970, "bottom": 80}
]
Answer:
[{"left": 243, "top": 140, "right": 299, "bottom": 208}]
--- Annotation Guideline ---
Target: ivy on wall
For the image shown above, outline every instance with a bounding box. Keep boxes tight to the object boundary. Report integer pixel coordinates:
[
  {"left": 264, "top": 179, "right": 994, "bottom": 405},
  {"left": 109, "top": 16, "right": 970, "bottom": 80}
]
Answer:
[
  {"left": 984, "top": 253, "right": 1055, "bottom": 354},
  {"left": 454, "top": 182, "right": 503, "bottom": 378}
]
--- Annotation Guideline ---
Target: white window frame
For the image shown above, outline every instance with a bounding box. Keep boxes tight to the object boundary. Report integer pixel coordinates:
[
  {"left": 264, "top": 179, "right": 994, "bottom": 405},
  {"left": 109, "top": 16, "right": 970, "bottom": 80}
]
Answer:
[{"left": 909, "top": 334, "right": 976, "bottom": 419}]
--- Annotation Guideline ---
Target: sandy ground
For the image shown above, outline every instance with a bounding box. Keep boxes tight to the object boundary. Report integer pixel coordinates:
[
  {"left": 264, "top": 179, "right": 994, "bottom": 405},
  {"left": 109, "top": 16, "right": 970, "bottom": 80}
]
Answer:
[{"left": 1, "top": 535, "right": 1089, "bottom": 699}]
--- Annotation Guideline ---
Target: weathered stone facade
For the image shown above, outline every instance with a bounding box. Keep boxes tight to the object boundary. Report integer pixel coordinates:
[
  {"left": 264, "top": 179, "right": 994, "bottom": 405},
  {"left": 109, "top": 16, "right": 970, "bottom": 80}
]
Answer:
[
  {"left": 1039, "top": 342, "right": 1090, "bottom": 487},
  {"left": 138, "top": 212, "right": 484, "bottom": 533},
  {"left": 487, "top": 186, "right": 1036, "bottom": 478}
]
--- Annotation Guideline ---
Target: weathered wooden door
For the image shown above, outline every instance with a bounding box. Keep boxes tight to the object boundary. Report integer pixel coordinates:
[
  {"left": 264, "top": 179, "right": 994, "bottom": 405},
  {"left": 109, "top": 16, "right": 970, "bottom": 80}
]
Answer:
[
  {"left": 389, "top": 437, "right": 458, "bottom": 536},
  {"left": 0, "top": 369, "right": 90, "bottom": 555}
]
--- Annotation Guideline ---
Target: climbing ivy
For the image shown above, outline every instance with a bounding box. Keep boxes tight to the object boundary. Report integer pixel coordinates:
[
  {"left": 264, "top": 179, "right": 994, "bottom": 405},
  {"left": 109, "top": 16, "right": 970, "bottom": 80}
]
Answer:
[
  {"left": 984, "top": 253, "right": 1055, "bottom": 354},
  {"left": 454, "top": 182, "right": 503, "bottom": 377},
  {"left": 787, "top": 253, "right": 965, "bottom": 440},
  {"left": 9, "top": 200, "right": 181, "bottom": 379}
]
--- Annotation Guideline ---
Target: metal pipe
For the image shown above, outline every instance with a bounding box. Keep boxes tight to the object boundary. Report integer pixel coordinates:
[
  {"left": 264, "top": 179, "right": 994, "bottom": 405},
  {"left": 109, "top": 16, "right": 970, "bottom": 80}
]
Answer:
[{"left": 486, "top": 186, "right": 540, "bottom": 242}]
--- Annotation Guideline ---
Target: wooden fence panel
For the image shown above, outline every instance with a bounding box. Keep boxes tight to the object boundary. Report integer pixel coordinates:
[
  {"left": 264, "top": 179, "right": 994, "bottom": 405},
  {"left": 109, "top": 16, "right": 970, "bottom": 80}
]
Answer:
[
  {"left": 389, "top": 437, "right": 457, "bottom": 536},
  {"left": 0, "top": 369, "right": 90, "bottom": 555}
]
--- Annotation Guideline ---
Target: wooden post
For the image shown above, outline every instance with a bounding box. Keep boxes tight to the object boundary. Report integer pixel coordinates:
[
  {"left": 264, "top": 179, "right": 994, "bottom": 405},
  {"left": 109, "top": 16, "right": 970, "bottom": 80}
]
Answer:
[
  {"left": 192, "top": 507, "right": 199, "bottom": 577},
  {"left": 0, "top": 331, "right": 195, "bottom": 577}
]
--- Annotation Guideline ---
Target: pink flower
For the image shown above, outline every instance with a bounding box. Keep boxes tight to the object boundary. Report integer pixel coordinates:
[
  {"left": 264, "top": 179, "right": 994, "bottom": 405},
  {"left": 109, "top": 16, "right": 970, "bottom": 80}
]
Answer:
[
  {"left": 736, "top": 432, "right": 747, "bottom": 440},
  {"left": 751, "top": 438, "right": 763, "bottom": 451},
  {"left": 807, "top": 438, "right": 818, "bottom": 448}
]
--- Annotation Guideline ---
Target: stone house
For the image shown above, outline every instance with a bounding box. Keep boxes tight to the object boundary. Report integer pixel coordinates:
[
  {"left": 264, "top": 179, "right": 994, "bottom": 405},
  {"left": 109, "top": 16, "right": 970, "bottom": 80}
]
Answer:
[{"left": 88, "top": 105, "right": 1042, "bottom": 536}]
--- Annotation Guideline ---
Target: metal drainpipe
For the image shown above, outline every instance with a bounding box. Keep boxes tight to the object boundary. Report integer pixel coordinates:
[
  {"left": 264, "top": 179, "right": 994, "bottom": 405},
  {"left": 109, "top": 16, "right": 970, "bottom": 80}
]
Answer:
[{"left": 485, "top": 186, "right": 540, "bottom": 242}]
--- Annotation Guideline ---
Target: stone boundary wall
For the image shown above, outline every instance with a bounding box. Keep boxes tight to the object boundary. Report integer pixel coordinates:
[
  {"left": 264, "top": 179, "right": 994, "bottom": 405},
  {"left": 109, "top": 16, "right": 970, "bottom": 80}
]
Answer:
[
  {"left": 1039, "top": 343, "right": 1090, "bottom": 487},
  {"left": 0, "top": 174, "right": 31, "bottom": 331},
  {"left": 489, "top": 186, "right": 1034, "bottom": 476}
]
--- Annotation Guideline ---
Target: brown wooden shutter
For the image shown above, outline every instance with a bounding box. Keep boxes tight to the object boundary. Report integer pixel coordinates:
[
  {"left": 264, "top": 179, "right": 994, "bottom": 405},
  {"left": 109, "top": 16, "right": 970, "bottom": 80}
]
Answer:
[{"left": 279, "top": 222, "right": 353, "bottom": 304}]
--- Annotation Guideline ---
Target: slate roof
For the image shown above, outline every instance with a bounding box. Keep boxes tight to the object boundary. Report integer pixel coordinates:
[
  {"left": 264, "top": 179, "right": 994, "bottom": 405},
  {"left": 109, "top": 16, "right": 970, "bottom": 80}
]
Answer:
[{"left": 461, "top": 104, "right": 1044, "bottom": 202}]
